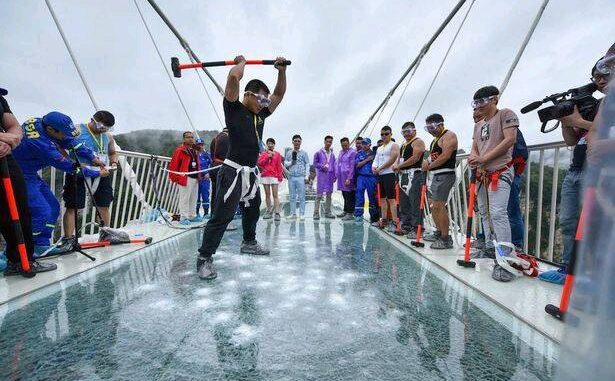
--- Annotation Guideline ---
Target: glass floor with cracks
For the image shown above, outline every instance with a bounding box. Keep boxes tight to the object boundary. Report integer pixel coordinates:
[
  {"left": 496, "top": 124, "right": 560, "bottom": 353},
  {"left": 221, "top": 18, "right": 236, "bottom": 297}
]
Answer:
[{"left": 0, "top": 217, "right": 557, "bottom": 380}]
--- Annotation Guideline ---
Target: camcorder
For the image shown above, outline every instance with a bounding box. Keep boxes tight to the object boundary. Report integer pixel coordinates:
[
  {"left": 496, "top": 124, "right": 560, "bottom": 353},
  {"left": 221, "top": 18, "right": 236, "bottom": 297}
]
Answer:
[
  {"left": 292, "top": 151, "right": 297, "bottom": 161},
  {"left": 521, "top": 82, "right": 600, "bottom": 133}
]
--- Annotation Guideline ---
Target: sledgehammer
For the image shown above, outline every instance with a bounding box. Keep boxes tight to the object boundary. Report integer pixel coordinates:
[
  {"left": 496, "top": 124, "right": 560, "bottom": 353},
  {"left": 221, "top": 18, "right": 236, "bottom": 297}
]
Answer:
[{"left": 171, "top": 57, "right": 292, "bottom": 78}]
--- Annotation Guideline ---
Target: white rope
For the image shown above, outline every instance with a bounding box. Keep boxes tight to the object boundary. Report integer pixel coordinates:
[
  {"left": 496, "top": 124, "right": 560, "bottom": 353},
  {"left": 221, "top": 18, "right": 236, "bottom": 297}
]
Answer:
[
  {"left": 386, "top": 53, "right": 425, "bottom": 125},
  {"left": 133, "top": 0, "right": 198, "bottom": 135},
  {"left": 157, "top": 164, "right": 221, "bottom": 176},
  {"left": 412, "top": 0, "right": 476, "bottom": 122}
]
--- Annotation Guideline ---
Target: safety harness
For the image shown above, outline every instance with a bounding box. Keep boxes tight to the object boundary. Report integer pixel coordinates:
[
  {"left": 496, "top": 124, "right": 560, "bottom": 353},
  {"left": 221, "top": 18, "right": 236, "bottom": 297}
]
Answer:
[{"left": 222, "top": 159, "right": 260, "bottom": 206}]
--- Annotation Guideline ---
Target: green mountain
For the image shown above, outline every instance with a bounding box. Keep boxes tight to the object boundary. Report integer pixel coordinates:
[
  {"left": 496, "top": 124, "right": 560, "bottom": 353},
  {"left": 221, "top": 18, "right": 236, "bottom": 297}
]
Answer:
[{"left": 114, "top": 129, "right": 220, "bottom": 157}]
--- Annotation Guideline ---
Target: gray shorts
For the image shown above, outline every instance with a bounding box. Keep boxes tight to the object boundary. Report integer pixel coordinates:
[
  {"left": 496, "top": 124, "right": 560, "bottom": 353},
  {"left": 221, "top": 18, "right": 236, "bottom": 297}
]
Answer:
[{"left": 430, "top": 172, "right": 455, "bottom": 202}]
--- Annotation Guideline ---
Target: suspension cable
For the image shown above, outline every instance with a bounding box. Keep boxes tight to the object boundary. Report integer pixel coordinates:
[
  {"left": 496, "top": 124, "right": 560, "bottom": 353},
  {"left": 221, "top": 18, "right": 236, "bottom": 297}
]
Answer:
[
  {"left": 133, "top": 0, "right": 199, "bottom": 136},
  {"left": 385, "top": 54, "right": 425, "bottom": 125},
  {"left": 500, "top": 0, "right": 550, "bottom": 95},
  {"left": 411, "top": 0, "right": 476, "bottom": 122},
  {"left": 45, "top": 0, "right": 99, "bottom": 111},
  {"left": 353, "top": 0, "right": 468, "bottom": 142}
]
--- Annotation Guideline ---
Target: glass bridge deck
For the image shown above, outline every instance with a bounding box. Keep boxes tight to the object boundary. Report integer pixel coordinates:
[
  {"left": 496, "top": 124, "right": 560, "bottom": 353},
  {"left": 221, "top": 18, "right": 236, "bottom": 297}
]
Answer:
[{"left": 0, "top": 217, "right": 557, "bottom": 380}]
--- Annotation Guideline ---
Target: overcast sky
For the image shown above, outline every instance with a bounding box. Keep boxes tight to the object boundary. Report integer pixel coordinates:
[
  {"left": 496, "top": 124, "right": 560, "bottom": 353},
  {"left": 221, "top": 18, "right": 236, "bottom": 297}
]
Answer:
[{"left": 2, "top": 0, "right": 613, "bottom": 155}]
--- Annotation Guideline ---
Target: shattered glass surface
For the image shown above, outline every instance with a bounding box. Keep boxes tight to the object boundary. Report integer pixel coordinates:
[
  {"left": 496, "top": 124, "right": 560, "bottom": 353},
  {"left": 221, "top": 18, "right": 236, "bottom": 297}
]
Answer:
[{"left": 0, "top": 221, "right": 556, "bottom": 380}]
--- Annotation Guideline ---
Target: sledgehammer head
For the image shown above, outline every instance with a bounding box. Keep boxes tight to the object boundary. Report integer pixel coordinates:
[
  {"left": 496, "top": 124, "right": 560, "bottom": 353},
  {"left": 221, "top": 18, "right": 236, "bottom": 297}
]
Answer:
[
  {"left": 411, "top": 241, "right": 425, "bottom": 248},
  {"left": 171, "top": 57, "right": 181, "bottom": 78},
  {"left": 456, "top": 259, "right": 476, "bottom": 268}
]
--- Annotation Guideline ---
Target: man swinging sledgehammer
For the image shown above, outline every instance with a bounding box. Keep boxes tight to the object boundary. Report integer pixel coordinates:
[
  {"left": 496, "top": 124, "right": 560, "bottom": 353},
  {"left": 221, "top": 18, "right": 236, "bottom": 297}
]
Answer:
[{"left": 196, "top": 55, "right": 288, "bottom": 280}]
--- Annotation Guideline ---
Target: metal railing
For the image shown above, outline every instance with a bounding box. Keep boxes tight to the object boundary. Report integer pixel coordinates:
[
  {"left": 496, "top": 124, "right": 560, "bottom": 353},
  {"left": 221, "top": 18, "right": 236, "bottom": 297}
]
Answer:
[
  {"left": 442, "top": 140, "right": 570, "bottom": 263},
  {"left": 42, "top": 150, "right": 180, "bottom": 235}
]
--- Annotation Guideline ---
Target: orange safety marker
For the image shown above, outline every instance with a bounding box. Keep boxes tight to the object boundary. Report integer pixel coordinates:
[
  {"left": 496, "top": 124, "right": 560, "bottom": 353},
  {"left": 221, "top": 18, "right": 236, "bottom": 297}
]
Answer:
[
  {"left": 0, "top": 158, "right": 34, "bottom": 277},
  {"left": 457, "top": 170, "right": 477, "bottom": 268}
]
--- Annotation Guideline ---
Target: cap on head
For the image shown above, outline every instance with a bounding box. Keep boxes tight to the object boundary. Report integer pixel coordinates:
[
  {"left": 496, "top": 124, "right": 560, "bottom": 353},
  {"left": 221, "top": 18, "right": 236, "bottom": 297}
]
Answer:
[
  {"left": 42, "top": 111, "right": 78, "bottom": 137},
  {"left": 473, "top": 85, "right": 500, "bottom": 100},
  {"left": 195, "top": 137, "right": 204, "bottom": 144},
  {"left": 362, "top": 137, "right": 372, "bottom": 145}
]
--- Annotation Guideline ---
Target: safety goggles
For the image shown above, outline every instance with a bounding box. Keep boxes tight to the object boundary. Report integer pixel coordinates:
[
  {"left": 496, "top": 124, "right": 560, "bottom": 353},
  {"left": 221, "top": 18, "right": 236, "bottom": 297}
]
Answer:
[
  {"left": 402, "top": 127, "right": 416, "bottom": 135},
  {"left": 245, "top": 91, "right": 272, "bottom": 108},
  {"left": 424, "top": 122, "right": 442, "bottom": 133},
  {"left": 596, "top": 54, "right": 615, "bottom": 75},
  {"left": 471, "top": 95, "right": 496, "bottom": 109},
  {"left": 92, "top": 118, "right": 112, "bottom": 132},
  {"left": 591, "top": 70, "right": 611, "bottom": 83}
]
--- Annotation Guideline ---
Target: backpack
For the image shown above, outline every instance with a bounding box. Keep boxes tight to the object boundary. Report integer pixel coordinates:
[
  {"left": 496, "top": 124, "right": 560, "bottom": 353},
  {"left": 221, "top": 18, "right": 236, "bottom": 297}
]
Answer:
[{"left": 511, "top": 129, "right": 528, "bottom": 175}]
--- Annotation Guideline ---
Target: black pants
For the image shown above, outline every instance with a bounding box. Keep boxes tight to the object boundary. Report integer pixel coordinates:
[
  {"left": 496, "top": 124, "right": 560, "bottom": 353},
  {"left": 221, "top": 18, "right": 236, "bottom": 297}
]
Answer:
[
  {"left": 209, "top": 168, "right": 219, "bottom": 215},
  {"left": 198, "top": 165, "right": 261, "bottom": 258},
  {"left": 399, "top": 171, "right": 423, "bottom": 230},
  {"left": 342, "top": 191, "right": 355, "bottom": 214},
  {"left": 0, "top": 155, "right": 34, "bottom": 264}
]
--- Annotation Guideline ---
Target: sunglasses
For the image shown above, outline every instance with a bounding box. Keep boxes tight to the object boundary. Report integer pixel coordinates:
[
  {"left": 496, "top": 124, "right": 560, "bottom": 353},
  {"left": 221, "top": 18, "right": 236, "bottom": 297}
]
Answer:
[
  {"left": 380, "top": 132, "right": 391, "bottom": 136},
  {"left": 471, "top": 95, "right": 496, "bottom": 109}
]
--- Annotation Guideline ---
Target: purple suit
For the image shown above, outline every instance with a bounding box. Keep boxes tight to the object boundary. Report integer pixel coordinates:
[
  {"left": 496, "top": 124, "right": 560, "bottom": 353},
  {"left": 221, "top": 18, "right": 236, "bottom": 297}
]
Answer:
[
  {"left": 336, "top": 148, "right": 356, "bottom": 191},
  {"left": 313, "top": 149, "right": 336, "bottom": 194}
]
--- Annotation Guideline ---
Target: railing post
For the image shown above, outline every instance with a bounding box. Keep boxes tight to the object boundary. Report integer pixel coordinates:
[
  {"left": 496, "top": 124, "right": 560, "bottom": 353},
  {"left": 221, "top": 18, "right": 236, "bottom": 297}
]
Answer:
[
  {"left": 547, "top": 147, "right": 560, "bottom": 261},
  {"left": 524, "top": 158, "right": 531, "bottom": 253},
  {"left": 535, "top": 150, "right": 545, "bottom": 258}
]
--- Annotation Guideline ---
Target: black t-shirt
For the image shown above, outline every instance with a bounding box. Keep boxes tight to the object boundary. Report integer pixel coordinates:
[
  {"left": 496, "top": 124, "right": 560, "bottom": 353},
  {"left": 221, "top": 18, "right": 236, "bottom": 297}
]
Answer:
[
  {"left": 399, "top": 138, "right": 422, "bottom": 169},
  {"left": 223, "top": 98, "right": 271, "bottom": 167},
  {"left": 569, "top": 98, "right": 602, "bottom": 172},
  {"left": 0, "top": 95, "right": 11, "bottom": 132}
]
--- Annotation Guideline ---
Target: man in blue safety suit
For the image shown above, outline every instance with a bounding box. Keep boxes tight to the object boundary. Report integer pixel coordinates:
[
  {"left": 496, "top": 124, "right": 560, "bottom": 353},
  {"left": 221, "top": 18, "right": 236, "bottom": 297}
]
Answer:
[
  {"left": 12, "top": 112, "right": 107, "bottom": 256},
  {"left": 195, "top": 137, "right": 212, "bottom": 218},
  {"left": 354, "top": 138, "right": 379, "bottom": 223}
]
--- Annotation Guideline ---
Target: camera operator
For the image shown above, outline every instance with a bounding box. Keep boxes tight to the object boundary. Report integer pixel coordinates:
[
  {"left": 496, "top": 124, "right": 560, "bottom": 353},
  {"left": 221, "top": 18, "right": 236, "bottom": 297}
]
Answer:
[{"left": 538, "top": 58, "right": 609, "bottom": 285}]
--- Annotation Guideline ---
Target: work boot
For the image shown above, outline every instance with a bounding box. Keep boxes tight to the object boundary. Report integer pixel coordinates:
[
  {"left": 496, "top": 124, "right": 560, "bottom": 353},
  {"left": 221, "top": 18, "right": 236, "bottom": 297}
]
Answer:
[
  {"left": 4, "top": 260, "right": 57, "bottom": 277},
  {"left": 197, "top": 257, "right": 217, "bottom": 280},
  {"left": 240, "top": 241, "right": 270, "bottom": 256},
  {"left": 492, "top": 262, "right": 515, "bottom": 282}
]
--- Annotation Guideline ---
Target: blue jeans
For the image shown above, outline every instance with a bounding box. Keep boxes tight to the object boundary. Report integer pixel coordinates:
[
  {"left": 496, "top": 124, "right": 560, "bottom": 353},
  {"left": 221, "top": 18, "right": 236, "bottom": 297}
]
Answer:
[
  {"left": 559, "top": 170, "right": 583, "bottom": 265},
  {"left": 507, "top": 174, "right": 524, "bottom": 247},
  {"left": 288, "top": 175, "right": 306, "bottom": 216}
]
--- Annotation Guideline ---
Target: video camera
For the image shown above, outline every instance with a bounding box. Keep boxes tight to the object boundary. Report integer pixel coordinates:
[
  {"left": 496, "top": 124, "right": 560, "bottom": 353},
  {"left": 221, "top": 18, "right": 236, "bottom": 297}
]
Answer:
[{"left": 521, "top": 82, "right": 599, "bottom": 133}]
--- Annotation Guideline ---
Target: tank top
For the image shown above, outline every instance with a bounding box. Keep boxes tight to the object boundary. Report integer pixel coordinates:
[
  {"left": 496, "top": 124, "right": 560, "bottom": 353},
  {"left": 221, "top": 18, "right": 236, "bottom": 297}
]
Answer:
[
  {"left": 399, "top": 138, "right": 421, "bottom": 169},
  {"left": 375, "top": 141, "right": 395, "bottom": 175},
  {"left": 429, "top": 130, "right": 456, "bottom": 171}
]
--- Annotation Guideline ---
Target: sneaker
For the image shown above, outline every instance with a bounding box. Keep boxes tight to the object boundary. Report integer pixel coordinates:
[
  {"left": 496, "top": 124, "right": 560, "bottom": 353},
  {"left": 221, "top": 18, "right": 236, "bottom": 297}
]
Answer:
[
  {"left": 336, "top": 212, "right": 347, "bottom": 218},
  {"left": 196, "top": 257, "right": 217, "bottom": 280},
  {"left": 324, "top": 213, "right": 336, "bottom": 219},
  {"left": 4, "top": 260, "right": 57, "bottom": 276},
  {"left": 274, "top": 213, "right": 281, "bottom": 221},
  {"left": 189, "top": 216, "right": 204, "bottom": 223},
  {"left": 471, "top": 247, "right": 495, "bottom": 259},
  {"left": 538, "top": 268, "right": 566, "bottom": 285},
  {"left": 422, "top": 231, "right": 441, "bottom": 242},
  {"left": 313, "top": 214, "right": 320, "bottom": 221},
  {"left": 342, "top": 214, "right": 354, "bottom": 221},
  {"left": 492, "top": 263, "right": 515, "bottom": 282},
  {"left": 407, "top": 230, "right": 417, "bottom": 240},
  {"left": 226, "top": 222, "right": 238, "bottom": 231},
  {"left": 464, "top": 239, "right": 486, "bottom": 249},
  {"left": 287, "top": 214, "right": 297, "bottom": 220},
  {"left": 386, "top": 222, "right": 397, "bottom": 233},
  {"left": 202, "top": 214, "right": 211, "bottom": 219},
  {"left": 50, "top": 237, "right": 76, "bottom": 255},
  {"left": 354, "top": 216, "right": 363, "bottom": 223},
  {"left": 33, "top": 245, "right": 56, "bottom": 258},
  {"left": 371, "top": 219, "right": 386, "bottom": 229},
  {"left": 430, "top": 236, "right": 453, "bottom": 250},
  {"left": 263, "top": 211, "right": 273, "bottom": 220},
  {"left": 180, "top": 219, "right": 192, "bottom": 226},
  {"left": 240, "top": 241, "right": 270, "bottom": 255}
]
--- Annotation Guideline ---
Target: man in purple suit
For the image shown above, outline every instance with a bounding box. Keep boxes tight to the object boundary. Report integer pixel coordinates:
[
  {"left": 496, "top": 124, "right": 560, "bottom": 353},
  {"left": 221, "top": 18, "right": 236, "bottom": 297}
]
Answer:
[
  {"left": 336, "top": 137, "right": 356, "bottom": 220},
  {"left": 313, "top": 135, "right": 336, "bottom": 220}
]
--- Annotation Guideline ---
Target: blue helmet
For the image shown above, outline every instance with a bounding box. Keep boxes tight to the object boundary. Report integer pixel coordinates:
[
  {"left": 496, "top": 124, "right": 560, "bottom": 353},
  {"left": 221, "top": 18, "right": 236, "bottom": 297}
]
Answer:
[
  {"left": 42, "top": 112, "right": 79, "bottom": 138},
  {"left": 195, "top": 137, "right": 205, "bottom": 144}
]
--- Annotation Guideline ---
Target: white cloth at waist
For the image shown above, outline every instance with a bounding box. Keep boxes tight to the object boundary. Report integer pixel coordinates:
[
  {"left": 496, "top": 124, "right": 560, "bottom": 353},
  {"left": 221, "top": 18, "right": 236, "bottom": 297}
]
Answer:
[
  {"left": 430, "top": 167, "right": 455, "bottom": 175},
  {"left": 223, "top": 159, "right": 260, "bottom": 206},
  {"left": 398, "top": 167, "right": 421, "bottom": 175}
]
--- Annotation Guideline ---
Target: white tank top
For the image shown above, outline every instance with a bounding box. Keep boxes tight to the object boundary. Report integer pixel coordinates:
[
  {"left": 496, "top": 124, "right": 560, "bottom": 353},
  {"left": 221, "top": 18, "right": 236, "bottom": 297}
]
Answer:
[{"left": 375, "top": 142, "right": 394, "bottom": 175}]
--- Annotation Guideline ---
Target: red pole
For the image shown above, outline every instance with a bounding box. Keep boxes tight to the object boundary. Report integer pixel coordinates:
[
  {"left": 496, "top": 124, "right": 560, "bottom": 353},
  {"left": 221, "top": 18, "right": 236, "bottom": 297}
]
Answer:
[
  {"left": 458, "top": 170, "right": 477, "bottom": 268},
  {"left": 0, "top": 158, "right": 32, "bottom": 275},
  {"left": 411, "top": 171, "right": 428, "bottom": 247}
]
